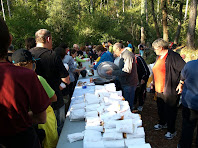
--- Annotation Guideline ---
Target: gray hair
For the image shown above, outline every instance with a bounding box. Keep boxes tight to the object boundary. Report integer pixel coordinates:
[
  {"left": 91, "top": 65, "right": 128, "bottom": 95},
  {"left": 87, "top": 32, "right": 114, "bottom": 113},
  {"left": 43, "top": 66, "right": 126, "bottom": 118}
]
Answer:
[
  {"left": 113, "top": 43, "right": 123, "bottom": 51},
  {"left": 35, "top": 29, "right": 51, "bottom": 44},
  {"left": 73, "top": 44, "right": 79, "bottom": 49},
  {"left": 152, "top": 38, "right": 169, "bottom": 49}
]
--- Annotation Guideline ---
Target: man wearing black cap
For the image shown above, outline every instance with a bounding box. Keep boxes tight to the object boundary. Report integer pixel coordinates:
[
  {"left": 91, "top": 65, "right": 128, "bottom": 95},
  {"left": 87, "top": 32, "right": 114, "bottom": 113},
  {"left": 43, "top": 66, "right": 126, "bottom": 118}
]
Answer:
[
  {"left": 30, "top": 29, "right": 70, "bottom": 135},
  {"left": 0, "top": 17, "right": 50, "bottom": 148}
]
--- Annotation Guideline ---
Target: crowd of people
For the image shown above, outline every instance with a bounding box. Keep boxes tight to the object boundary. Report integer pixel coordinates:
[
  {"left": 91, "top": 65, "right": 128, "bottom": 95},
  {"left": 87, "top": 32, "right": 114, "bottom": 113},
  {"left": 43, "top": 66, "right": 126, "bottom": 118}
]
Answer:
[{"left": 0, "top": 16, "right": 197, "bottom": 148}]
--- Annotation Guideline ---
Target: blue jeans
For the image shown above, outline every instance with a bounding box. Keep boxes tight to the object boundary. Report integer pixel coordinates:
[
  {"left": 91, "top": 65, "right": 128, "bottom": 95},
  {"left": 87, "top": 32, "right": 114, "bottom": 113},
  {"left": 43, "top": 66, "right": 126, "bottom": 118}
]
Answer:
[
  {"left": 122, "top": 86, "right": 136, "bottom": 110},
  {"left": 54, "top": 104, "right": 65, "bottom": 136}
]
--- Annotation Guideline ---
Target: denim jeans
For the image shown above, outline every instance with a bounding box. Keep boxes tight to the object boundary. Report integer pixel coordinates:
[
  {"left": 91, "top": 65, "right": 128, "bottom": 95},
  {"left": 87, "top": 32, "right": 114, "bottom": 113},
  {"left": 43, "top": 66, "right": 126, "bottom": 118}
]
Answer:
[
  {"left": 54, "top": 104, "right": 65, "bottom": 136},
  {"left": 122, "top": 85, "right": 136, "bottom": 110}
]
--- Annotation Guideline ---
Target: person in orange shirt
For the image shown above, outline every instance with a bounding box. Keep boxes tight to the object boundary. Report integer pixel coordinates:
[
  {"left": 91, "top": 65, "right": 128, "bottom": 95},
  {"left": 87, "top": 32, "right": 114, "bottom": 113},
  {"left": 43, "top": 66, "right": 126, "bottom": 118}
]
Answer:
[{"left": 152, "top": 38, "right": 185, "bottom": 140}]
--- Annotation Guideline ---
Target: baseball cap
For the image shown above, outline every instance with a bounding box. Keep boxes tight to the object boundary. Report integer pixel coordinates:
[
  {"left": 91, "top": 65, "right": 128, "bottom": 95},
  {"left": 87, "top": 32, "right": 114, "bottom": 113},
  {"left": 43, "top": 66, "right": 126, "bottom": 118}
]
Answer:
[{"left": 12, "top": 49, "right": 37, "bottom": 64}]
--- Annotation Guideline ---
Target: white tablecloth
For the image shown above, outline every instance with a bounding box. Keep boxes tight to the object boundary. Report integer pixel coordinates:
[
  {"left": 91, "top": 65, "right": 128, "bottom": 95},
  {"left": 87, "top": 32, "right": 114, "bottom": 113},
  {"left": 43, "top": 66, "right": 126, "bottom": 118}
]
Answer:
[{"left": 57, "top": 77, "right": 95, "bottom": 148}]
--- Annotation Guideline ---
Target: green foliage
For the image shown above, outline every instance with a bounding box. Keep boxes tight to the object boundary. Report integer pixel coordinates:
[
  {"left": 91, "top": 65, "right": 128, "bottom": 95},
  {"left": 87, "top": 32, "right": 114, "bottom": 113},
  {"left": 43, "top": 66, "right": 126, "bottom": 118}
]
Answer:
[
  {"left": 5, "top": 0, "right": 48, "bottom": 49},
  {"left": 0, "top": 0, "right": 197, "bottom": 54}
]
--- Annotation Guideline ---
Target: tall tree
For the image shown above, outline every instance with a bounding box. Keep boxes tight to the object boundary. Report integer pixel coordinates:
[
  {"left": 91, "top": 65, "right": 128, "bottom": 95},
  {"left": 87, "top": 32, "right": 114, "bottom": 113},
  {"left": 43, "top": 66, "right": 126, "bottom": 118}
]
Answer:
[
  {"left": 106, "top": 0, "right": 108, "bottom": 14},
  {"left": 145, "top": 0, "right": 148, "bottom": 23},
  {"left": 151, "top": 0, "right": 160, "bottom": 38},
  {"left": 141, "top": 0, "right": 146, "bottom": 44},
  {"left": 123, "top": 0, "right": 125, "bottom": 12},
  {"left": 1, "top": 0, "right": 6, "bottom": 21},
  {"left": 174, "top": 2, "right": 183, "bottom": 44},
  {"left": 161, "top": 0, "right": 168, "bottom": 42},
  {"left": 184, "top": 0, "right": 189, "bottom": 21},
  {"left": 7, "top": 0, "right": 11, "bottom": 17},
  {"left": 187, "top": 0, "right": 197, "bottom": 49}
]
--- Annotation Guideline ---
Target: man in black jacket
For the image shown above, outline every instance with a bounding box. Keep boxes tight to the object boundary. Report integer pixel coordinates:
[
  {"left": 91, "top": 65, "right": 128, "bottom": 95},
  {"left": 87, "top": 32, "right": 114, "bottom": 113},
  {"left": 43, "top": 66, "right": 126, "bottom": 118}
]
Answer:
[
  {"left": 133, "top": 48, "right": 150, "bottom": 111},
  {"left": 152, "top": 38, "right": 185, "bottom": 140}
]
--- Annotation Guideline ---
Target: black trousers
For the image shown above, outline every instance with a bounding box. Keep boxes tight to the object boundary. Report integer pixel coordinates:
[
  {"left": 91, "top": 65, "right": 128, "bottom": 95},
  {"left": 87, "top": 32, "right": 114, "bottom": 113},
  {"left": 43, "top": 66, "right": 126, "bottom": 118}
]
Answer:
[
  {"left": 0, "top": 126, "right": 41, "bottom": 148},
  {"left": 134, "top": 82, "right": 147, "bottom": 106},
  {"left": 156, "top": 97, "right": 178, "bottom": 133},
  {"left": 179, "top": 106, "right": 198, "bottom": 148}
]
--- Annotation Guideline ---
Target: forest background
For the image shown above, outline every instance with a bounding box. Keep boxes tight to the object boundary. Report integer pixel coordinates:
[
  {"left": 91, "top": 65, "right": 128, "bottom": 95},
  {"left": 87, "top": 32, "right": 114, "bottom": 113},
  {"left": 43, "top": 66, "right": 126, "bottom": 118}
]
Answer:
[{"left": 0, "top": 0, "right": 198, "bottom": 63}]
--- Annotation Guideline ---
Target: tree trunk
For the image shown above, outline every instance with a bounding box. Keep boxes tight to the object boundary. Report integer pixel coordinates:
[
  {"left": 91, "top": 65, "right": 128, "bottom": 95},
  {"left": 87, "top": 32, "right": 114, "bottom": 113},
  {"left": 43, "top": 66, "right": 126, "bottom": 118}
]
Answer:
[
  {"left": 174, "top": 2, "right": 183, "bottom": 44},
  {"left": 7, "top": 0, "right": 11, "bottom": 17},
  {"left": 184, "top": 0, "right": 189, "bottom": 21},
  {"left": 141, "top": 0, "right": 146, "bottom": 45},
  {"left": 157, "top": 0, "right": 160, "bottom": 21},
  {"left": 114, "top": 0, "right": 119, "bottom": 18},
  {"left": 123, "top": 0, "right": 124, "bottom": 12},
  {"left": 90, "top": 0, "right": 93, "bottom": 13},
  {"left": 107, "top": 0, "right": 108, "bottom": 14},
  {"left": 187, "top": 0, "right": 197, "bottom": 49},
  {"left": 161, "top": 0, "right": 168, "bottom": 42},
  {"left": 100, "top": 0, "right": 102, "bottom": 10},
  {"left": 145, "top": 0, "right": 148, "bottom": 23},
  {"left": 1, "top": 0, "right": 6, "bottom": 21},
  {"left": 151, "top": 0, "right": 160, "bottom": 38}
]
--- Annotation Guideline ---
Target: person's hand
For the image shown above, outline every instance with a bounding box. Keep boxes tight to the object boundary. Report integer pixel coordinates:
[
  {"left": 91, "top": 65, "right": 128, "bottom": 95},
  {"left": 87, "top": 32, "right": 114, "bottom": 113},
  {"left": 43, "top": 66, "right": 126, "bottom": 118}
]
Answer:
[
  {"left": 141, "top": 79, "right": 145, "bottom": 85},
  {"left": 176, "top": 83, "right": 183, "bottom": 94},
  {"left": 89, "top": 65, "right": 94, "bottom": 68},
  {"left": 59, "top": 85, "right": 64, "bottom": 90},
  {"left": 106, "top": 70, "right": 112, "bottom": 75}
]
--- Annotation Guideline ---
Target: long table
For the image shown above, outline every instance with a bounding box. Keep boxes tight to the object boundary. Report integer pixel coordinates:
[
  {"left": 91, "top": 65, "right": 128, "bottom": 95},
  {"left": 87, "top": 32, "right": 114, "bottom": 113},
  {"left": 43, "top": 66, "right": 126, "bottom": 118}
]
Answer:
[{"left": 57, "top": 77, "right": 95, "bottom": 148}]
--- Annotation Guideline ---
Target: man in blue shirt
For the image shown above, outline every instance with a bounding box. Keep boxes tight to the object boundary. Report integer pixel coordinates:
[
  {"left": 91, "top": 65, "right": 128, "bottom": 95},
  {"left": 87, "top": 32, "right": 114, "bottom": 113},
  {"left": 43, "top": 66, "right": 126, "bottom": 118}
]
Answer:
[{"left": 176, "top": 60, "right": 198, "bottom": 148}]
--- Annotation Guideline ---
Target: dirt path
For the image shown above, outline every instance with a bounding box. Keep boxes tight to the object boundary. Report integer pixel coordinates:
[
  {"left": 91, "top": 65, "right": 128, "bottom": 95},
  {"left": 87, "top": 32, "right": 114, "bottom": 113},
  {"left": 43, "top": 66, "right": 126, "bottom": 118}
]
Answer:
[
  {"left": 140, "top": 92, "right": 197, "bottom": 148},
  {"left": 140, "top": 93, "right": 182, "bottom": 148}
]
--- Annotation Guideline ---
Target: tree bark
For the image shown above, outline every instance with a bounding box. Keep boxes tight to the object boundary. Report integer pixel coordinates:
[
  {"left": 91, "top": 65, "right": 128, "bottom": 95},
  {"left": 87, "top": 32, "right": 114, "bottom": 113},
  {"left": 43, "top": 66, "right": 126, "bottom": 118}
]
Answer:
[
  {"left": 145, "top": 0, "right": 148, "bottom": 23},
  {"left": 1, "top": 0, "right": 6, "bottom": 21},
  {"left": 141, "top": 0, "right": 146, "bottom": 45},
  {"left": 151, "top": 0, "right": 160, "bottom": 38},
  {"left": 187, "top": 0, "right": 197, "bottom": 49},
  {"left": 161, "top": 0, "right": 168, "bottom": 42},
  {"left": 174, "top": 2, "right": 183, "bottom": 44},
  {"left": 184, "top": 0, "right": 189, "bottom": 21},
  {"left": 100, "top": 0, "right": 102, "bottom": 10},
  {"left": 157, "top": 0, "right": 160, "bottom": 20},
  {"left": 7, "top": 0, "right": 11, "bottom": 17},
  {"left": 107, "top": 0, "right": 108, "bottom": 14},
  {"left": 123, "top": 0, "right": 125, "bottom": 12}
]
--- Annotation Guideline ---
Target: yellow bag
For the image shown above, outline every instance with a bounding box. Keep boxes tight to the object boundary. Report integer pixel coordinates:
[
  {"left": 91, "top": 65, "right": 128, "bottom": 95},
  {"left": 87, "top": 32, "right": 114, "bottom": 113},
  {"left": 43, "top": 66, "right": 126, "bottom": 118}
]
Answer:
[
  {"left": 95, "top": 57, "right": 101, "bottom": 62},
  {"left": 147, "top": 74, "right": 153, "bottom": 88},
  {"left": 38, "top": 105, "right": 58, "bottom": 148}
]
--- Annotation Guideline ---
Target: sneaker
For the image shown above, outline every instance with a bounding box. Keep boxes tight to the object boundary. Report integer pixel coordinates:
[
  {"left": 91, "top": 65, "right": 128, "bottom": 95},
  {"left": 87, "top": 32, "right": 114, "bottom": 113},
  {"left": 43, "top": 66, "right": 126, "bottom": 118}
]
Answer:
[
  {"left": 137, "top": 106, "right": 143, "bottom": 112},
  {"left": 165, "top": 131, "right": 177, "bottom": 140},
  {"left": 154, "top": 123, "right": 167, "bottom": 130}
]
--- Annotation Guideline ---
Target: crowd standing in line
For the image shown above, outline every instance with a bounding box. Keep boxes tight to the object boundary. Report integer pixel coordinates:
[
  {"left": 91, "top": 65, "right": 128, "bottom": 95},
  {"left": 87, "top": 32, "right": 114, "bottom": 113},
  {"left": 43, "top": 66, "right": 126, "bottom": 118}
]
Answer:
[
  {"left": 0, "top": 17, "right": 50, "bottom": 148},
  {"left": 0, "top": 15, "right": 198, "bottom": 148}
]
